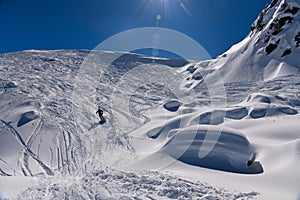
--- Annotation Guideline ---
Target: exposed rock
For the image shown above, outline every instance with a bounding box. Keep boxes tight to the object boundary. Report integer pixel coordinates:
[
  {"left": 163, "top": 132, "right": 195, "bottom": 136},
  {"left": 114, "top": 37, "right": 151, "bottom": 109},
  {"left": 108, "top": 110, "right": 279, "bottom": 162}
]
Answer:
[
  {"left": 295, "top": 32, "right": 300, "bottom": 47},
  {"left": 281, "top": 2, "right": 288, "bottom": 10},
  {"left": 270, "top": 0, "right": 279, "bottom": 8},
  {"left": 281, "top": 48, "right": 292, "bottom": 57},
  {"left": 269, "top": 16, "right": 294, "bottom": 35},
  {"left": 265, "top": 39, "right": 280, "bottom": 55},
  {"left": 284, "top": 6, "right": 299, "bottom": 15},
  {"left": 264, "top": 35, "right": 270, "bottom": 43},
  {"left": 251, "top": 12, "right": 265, "bottom": 31}
]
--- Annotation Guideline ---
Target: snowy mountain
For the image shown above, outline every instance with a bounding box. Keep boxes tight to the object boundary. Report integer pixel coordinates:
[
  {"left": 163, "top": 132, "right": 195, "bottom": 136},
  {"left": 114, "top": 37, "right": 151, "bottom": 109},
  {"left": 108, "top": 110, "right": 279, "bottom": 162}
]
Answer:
[
  {"left": 183, "top": 0, "right": 300, "bottom": 84},
  {"left": 0, "top": 0, "right": 300, "bottom": 199}
]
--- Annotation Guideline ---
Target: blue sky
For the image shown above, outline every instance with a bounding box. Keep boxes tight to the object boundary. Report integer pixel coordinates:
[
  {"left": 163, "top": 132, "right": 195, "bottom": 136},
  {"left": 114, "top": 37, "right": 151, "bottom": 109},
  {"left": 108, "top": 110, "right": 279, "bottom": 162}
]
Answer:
[{"left": 0, "top": 0, "right": 270, "bottom": 58}]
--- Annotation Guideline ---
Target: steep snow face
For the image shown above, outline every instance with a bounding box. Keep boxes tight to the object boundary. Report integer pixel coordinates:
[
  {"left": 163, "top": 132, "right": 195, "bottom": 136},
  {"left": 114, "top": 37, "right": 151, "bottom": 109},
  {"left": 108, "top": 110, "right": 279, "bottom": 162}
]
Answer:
[
  {"left": 185, "top": 0, "right": 300, "bottom": 84},
  {"left": 249, "top": 0, "right": 300, "bottom": 66}
]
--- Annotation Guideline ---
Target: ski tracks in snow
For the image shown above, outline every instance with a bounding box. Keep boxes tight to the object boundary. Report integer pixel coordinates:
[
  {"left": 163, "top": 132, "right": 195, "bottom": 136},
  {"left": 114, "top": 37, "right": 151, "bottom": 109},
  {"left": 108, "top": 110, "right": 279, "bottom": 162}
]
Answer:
[{"left": 17, "top": 170, "right": 259, "bottom": 200}]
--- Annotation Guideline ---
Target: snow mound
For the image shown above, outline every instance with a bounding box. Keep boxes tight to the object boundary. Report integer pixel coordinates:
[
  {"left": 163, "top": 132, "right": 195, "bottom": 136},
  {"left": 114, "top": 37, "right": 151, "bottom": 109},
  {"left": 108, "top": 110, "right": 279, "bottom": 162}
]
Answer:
[
  {"left": 162, "top": 126, "right": 262, "bottom": 174},
  {"left": 131, "top": 103, "right": 262, "bottom": 174},
  {"left": 242, "top": 92, "right": 298, "bottom": 118},
  {"left": 263, "top": 59, "right": 299, "bottom": 81},
  {"left": 163, "top": 100, "right": 182, "bottom": 112}
]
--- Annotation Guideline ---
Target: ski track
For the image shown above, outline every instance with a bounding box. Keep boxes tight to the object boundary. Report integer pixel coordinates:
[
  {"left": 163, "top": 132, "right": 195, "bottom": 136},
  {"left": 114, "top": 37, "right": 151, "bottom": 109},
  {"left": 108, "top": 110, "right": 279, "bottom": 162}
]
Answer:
[
  {"left": 0, "top": 50, "right": 299, "bottom": 199},
  {"left": 17, "top": 170, "right": 259, "bottom": 200}
]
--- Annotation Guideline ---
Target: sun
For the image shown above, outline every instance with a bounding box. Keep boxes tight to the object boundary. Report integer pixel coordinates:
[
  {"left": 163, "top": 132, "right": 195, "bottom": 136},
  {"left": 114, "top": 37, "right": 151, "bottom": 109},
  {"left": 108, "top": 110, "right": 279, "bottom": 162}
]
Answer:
[{"left": 137, "top": 0, "right": 191, "bottom": 22}]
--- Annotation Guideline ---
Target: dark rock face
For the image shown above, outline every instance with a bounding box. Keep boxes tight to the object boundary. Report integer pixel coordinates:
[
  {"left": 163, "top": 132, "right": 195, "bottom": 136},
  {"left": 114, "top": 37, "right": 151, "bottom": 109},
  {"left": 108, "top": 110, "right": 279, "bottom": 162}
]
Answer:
[
  {"left": 284, "top": 6, "right": 299, "bottom": 15},
  {"left": 267, "top": 2, "right": 298, "bottom": 36},
  {"left": 265, "top": 39, "right": 280, "bottom": 55},
  {"left": 264, "top": 35, "right": 271, "bottom": 43},
  {"left": 265, "top": 43, "right": 277, "bottom": 55},
  {"left": 281, "top": 48, "right": 292, "bottom": 57},
  {"left": 269, "top": 16, "right": 294, "bottom": 35},
  {"left": 295, "top": 32, "right": 300, "bottom": 47},
  {"left": 270, "top": 0, "right": 279, "bottom": 8},
  {"left": 251, "top": 0, "right": 299, "bottom": 59},
  {"left": 251, "top": 12, "right": 266, "bottom": 31}
]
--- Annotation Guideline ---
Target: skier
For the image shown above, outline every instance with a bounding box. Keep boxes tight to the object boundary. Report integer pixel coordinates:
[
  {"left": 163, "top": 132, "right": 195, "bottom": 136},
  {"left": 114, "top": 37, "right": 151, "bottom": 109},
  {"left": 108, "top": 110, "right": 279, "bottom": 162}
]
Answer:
[{"left": 96, "top": 108, "right": 105, "bottom": 122}]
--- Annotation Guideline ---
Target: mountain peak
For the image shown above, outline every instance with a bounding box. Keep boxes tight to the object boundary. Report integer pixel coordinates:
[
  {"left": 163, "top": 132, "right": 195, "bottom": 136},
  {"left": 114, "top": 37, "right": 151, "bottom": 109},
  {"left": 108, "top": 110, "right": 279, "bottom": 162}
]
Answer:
[
  {"left": 250, "top": 0, "right": 300, "bottom": 57},
  {"left": 189, "top": 0, "right": 300, "bottom": 84}
]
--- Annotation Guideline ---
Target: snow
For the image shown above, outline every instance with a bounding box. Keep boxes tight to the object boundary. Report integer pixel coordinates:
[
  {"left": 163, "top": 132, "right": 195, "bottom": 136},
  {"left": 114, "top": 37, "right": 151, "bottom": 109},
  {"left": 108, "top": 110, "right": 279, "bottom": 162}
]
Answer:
[
  {"left": 263, "top": 59, "right": 300, "bottom": 81},
  {"left": 0, "top": 0, "right": 300, "bottom": 199},
  {"left": 162, "top": 125, "right": 261, "bottom": 174},
  {"left": 163, "top": 100, "right": 182, "bottom": 112},
  {"left": 1, "top": 53, "right": 299, "bottom": 199},
  {"left": 12, "top": 170, "right": 259, "bottom": 200},
  {"left": 17, "top": 111, "right": 39, "bottom": 127},
  {"left": 0, "top": 176, "right": 35, "bottom": 199}
]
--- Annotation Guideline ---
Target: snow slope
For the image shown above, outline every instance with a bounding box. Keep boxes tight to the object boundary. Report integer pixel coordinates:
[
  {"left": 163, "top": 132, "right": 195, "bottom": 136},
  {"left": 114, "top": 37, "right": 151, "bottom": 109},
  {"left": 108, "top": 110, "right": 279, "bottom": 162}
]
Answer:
[
  {"left": 0, "top": 50, "right": 262, "bottom": 200},
  {"left": 183, "top": 0, "right": 300, "bottom": 84},
  {"left": 0, "top": 0, "right": 300, "bottom": 199}
]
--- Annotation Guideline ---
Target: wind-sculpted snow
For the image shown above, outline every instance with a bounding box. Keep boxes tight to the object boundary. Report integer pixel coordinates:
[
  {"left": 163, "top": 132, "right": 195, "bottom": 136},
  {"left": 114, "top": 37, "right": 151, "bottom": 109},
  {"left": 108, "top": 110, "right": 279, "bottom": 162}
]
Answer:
[
  {"left": 0, "top": 48, "right": 300, "bottom": 199},
  {"left": 163, "top": 100, "right": 182, "bottom": 112},
  {"left": 17, "top": 111, "right": 39, "bottom": 127},
  {"left": 162, "top": 126, "right": 262, "bottom": 174},
  {"left": 0, "top": 47, "right": 300, "bottom": 199}
]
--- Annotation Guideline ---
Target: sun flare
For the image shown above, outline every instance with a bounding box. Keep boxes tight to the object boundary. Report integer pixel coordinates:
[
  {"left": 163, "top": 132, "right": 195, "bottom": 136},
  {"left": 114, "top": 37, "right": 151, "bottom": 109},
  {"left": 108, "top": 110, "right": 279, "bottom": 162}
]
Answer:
[{"left": 138, "top": 0, "right": 191, "bottom": 23}]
